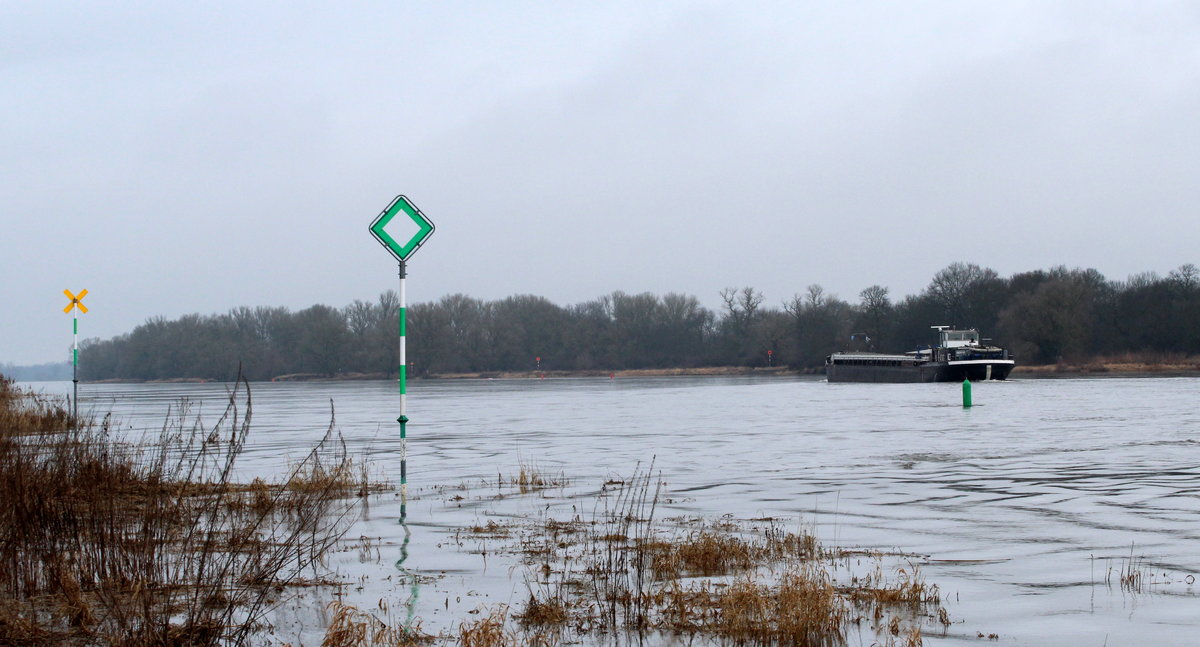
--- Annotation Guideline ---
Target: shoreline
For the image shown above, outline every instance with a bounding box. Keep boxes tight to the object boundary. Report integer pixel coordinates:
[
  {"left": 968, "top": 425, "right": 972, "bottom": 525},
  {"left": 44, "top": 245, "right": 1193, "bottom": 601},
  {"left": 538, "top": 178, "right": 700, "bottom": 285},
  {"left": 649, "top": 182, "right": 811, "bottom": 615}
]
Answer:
[
  {"left": 1012, "top": 361, "right": 1200, "bottom": 378},
  {"left": 75, "top": 360, "right": 1200, "bottom": 384}
]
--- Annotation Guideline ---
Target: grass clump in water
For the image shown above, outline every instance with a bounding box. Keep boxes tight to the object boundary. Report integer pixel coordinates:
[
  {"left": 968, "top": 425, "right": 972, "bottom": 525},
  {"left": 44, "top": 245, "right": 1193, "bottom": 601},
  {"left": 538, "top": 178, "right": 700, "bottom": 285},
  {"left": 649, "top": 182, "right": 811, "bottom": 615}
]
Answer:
[
  {"left": 321, "top": 601, "right": 432, "bottom": 646},
  {"left": 498, "top": 458, "right": 569, "bottom": 494}
]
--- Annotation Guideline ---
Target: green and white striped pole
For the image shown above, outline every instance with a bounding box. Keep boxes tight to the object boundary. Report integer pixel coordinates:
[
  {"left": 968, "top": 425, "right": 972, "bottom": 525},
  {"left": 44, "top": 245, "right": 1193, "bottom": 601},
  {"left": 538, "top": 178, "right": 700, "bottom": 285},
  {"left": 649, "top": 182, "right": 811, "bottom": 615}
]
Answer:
[
  {"left": 72, "top": 306, "right": 78, "bottom": 418},
  {"left": 63, "top": 289, "right": 88, "bottom": 421},
  {"left": 398, "top": 260, "right": 409, "bottom": 517}
]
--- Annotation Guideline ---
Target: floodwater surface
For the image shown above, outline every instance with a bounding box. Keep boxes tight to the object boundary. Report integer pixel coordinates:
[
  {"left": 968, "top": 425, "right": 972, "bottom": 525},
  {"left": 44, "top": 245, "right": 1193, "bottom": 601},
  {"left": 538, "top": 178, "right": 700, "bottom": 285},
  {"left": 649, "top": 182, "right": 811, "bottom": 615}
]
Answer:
[{"left": 29, "top": 375, "right": 1200, "bottom": 645}]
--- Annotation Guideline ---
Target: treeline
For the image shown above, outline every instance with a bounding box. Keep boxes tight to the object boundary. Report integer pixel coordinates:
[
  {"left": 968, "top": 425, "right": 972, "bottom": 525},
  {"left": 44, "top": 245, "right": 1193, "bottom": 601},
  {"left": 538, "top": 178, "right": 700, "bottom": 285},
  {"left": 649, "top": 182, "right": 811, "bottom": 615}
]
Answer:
[
  {"left": 0, "top": 362, "right": 71, "bottom": 382},
  {"left": 76, "top": 263, "right": 1200, "bottom": 381}
]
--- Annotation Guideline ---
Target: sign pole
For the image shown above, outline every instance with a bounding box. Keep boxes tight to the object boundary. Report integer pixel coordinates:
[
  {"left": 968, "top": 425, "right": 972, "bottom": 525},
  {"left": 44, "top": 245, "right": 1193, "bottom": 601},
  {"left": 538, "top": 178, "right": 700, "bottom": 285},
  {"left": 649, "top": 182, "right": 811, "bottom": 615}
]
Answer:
[
  {"left": 72, "top": 305, "right": 78, "bottom": 419},
  {"left": 70, "top": 304, "right": 77, "bottom": 417},
  {"left": 398, "top": 260, "right": 408, "bottom": 517},
  {"left": 63, "top": 289, "right": 88, "bottom": 422}
]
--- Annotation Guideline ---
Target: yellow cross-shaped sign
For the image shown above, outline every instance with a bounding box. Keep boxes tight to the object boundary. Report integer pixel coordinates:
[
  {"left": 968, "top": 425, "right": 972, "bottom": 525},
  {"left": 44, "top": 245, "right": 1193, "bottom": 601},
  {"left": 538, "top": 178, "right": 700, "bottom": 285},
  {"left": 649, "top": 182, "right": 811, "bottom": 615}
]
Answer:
[{"left": 64, "top": 289, "right": 89, "bottom": 314}]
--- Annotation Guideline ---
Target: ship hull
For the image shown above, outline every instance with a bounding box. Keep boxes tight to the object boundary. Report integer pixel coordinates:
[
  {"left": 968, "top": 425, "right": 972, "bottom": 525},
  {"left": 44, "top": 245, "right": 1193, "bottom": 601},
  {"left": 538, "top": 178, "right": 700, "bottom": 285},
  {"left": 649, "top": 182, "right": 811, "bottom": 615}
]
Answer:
[
  {"left": 943, "top": 360, "right": 1015, "bottom": 382},
  {"left": 826, "top": 359, "right": 1014, "bottom": 383}
]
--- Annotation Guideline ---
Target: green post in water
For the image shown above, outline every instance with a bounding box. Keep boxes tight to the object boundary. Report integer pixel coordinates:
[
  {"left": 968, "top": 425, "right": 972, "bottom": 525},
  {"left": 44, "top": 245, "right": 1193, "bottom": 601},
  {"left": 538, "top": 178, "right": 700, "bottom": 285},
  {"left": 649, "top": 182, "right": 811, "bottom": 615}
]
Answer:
[{"left": 962, "top": 378, "right": 972, "bottom": 408}]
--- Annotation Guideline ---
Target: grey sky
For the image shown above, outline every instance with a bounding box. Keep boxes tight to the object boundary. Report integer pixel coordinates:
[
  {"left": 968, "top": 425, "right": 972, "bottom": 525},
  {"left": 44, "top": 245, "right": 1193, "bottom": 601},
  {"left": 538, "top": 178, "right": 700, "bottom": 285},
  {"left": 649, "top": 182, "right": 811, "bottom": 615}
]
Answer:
[{"left": 3, "top": 2, "right": 1199, "bottom": 365}]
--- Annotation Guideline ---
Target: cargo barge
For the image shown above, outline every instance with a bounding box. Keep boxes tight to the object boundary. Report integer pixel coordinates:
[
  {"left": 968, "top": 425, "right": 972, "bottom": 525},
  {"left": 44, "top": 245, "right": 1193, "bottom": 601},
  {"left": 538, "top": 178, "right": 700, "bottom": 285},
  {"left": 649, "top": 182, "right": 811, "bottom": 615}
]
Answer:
[{"left": 826, "top": 326, "right": 1015, "bottom": 383}]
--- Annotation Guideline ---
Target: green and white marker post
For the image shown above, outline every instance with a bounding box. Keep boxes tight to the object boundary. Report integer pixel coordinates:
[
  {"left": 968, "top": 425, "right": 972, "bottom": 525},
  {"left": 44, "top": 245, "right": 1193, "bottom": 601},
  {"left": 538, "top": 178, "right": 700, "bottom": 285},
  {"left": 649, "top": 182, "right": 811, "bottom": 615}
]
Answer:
[
  {"left": 63, "top": 289, "right": 89, "bottom": 421},
  {"left": 369, "top": 195, "right": 435, "bottom": 518}
]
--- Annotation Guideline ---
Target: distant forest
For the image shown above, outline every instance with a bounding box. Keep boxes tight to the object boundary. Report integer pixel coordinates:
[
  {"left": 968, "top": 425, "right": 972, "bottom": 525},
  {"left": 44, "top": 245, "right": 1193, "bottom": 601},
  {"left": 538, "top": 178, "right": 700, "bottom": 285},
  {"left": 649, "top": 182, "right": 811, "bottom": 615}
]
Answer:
[
  {"left": 0, "top": 362, "right": 71, "bottom": 382},
  {"left": 74, "top": 263, "right": 1200, "bottom": 381}
]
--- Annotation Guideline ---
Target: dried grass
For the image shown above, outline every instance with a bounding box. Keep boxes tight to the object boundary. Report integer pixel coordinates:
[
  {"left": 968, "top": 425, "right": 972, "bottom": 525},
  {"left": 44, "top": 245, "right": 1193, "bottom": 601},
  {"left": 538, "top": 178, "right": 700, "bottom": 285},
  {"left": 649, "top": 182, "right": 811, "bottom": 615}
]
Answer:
[
  {"left": 321, "top": 601, "right": 432, "bottom": 646},
  {"left": 715, "top": 564, "right": 847, "bottom": 645},
  {"left": 308, "top": 456, "right": 952, "bottom": 647},
  {"left": 498, "top": 459, "right": 569, "bottom": 494},
  {"left": 0, "top": 374, "right": 364, "bottom": 646},
  {"left": 498, "top": 462, "right": 948, "bottom": 645},
  {"left": 458, "top": 605, "right": 513, "bottom": 647}
]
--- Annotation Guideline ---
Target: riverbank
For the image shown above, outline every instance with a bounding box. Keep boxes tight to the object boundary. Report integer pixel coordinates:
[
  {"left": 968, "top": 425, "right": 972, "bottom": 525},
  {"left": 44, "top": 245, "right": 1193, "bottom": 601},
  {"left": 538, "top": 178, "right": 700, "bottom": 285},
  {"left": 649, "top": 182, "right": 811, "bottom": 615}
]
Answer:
[
  {"left": 422, "top": 365, "right": 798, "bottom": 380},
  {"left": 72, "top": 356, "right": 1200, "bottom": 383},
  {"left": 1015, "top": 364, "right": 1200, "bottom": 377}
]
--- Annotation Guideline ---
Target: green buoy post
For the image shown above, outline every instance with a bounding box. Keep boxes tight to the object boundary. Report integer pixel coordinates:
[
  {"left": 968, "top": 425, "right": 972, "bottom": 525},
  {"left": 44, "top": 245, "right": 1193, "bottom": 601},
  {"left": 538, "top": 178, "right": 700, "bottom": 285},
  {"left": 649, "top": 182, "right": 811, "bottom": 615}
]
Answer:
[{"left": 962, "top": 378, "right": 972, "bottom": 408}]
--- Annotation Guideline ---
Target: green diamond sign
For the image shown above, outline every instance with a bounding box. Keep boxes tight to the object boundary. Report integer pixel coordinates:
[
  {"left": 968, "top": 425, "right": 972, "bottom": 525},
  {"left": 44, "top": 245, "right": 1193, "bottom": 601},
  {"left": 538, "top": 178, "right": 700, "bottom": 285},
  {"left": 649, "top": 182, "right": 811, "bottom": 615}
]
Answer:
[{"left": 369, "top": 195, "right": 435, "bottom": 262}]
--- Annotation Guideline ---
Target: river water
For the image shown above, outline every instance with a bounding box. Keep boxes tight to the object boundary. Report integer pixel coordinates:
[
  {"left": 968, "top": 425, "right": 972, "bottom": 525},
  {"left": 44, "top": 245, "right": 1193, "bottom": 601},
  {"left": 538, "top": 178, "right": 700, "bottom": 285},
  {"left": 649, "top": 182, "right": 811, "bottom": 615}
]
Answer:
[{"left": 25, "top": 375, "right": 1200, "bottom": 645}]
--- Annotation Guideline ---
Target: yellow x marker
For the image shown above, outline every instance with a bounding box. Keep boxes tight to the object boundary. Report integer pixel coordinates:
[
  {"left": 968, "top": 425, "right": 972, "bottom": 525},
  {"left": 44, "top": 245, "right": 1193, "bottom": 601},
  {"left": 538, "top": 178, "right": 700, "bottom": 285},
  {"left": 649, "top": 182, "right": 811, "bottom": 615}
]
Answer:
[{"left": 64, "top": 289, "right": 89, "bottom": 314}]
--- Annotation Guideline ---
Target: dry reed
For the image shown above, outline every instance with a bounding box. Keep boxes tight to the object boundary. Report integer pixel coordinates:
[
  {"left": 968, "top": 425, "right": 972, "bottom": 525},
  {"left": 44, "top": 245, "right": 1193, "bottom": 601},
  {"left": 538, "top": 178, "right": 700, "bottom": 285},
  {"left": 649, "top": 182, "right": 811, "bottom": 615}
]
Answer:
[
  {"left": 498, "top": 458, "right": 569, "bottom": 494},
  {"left": 457, "top": 605, "right": 513, "bottom": 647},
  {"left": 0, "top": 374, "right": 365, "bottom": 646},
  {"left": 321, "top": 601, "right": 432, "bottom": 646}
]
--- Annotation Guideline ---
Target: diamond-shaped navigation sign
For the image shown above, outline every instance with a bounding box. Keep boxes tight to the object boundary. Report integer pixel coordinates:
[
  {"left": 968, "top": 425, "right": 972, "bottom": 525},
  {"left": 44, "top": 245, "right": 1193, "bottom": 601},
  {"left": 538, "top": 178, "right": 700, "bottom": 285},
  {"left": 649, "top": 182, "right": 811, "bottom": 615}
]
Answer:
[{"left": 369, "top": 195, "right": 435, "bottom": 262}]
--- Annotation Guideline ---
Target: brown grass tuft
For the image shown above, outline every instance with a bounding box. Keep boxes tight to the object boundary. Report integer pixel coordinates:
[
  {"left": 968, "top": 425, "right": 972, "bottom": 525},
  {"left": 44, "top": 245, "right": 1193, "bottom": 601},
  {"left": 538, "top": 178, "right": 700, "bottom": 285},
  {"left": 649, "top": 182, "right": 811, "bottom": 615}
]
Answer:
[
  {"left": 499, "top": 459, "right": 569, "bottom": 494},
  {"left": 321, "top": 601, "right": 432, "bottom": 646},
  {"left": 458, "top": 604, "right": 513, "bottom": 647},
  {"left": 514, "top": 593, "right": 571, "bottom": 627},
  {"left": 714, "top": 563, "right": 848, "bottom": 644}
]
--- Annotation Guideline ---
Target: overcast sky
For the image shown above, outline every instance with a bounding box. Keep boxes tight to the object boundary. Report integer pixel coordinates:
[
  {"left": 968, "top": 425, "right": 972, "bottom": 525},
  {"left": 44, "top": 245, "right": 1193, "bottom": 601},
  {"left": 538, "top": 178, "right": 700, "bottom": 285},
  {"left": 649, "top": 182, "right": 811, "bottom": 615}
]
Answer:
[{"left": 3, "top": 1, "right": 1199, "bottom": 365}]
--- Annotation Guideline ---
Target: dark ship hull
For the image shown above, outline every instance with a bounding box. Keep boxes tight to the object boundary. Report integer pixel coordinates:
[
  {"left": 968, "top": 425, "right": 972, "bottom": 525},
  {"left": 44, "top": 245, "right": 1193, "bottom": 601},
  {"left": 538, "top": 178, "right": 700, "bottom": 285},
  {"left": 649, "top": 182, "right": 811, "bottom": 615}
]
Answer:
[{"left": 825, "top": 356, "right": 1015, "bottom": 383}]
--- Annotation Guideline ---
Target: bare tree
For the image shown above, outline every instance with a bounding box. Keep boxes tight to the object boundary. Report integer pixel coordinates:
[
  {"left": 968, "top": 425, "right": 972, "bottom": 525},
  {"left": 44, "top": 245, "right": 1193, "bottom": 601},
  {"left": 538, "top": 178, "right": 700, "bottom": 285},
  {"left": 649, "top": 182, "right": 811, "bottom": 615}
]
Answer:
[
  {"left": 1169, "top": 263, "right": 1199, "bottom": 288},
  {"left": 719, "top": 287, "right": 764, "bottom": 331},
  {"left": 857, "top": 285, "right": 892, "bottom": 347},
  {"left": 927, "top": 262, "right": 1000, "bottom": 326},
  {"left": 859, "top": 285, "right": 891, "bottom": 316}
]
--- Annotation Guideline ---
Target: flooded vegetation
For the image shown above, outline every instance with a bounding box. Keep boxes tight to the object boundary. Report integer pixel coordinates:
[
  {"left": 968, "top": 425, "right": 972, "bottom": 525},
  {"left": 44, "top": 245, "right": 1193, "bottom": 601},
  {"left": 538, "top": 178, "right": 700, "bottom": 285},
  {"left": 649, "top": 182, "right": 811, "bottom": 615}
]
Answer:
[
  {"left": 9, "top": 375, "right": 1200, "bottom": 645},
  {"left": 0, "top": 376, "right": 366, "bottom": 645},
  {"left": 323, "top": 464, "right": 948, "bottom": 647},
  {"left": 0, "top": 376, "right": 950, "bottom": 646},
  {"left": 491, "top": 467, "right": 945, "bottom": 646}
]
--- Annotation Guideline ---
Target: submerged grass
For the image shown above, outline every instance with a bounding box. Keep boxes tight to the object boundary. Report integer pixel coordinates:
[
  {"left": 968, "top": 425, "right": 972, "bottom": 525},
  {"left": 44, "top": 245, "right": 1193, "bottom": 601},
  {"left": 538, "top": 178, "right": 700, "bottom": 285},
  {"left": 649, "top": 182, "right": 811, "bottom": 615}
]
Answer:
[
  {"left": 498, "top": 458, "right": 569, "bottom": 494},
  {"left": 0, "top": 374, "right": 368, "bottom": 646},
  {"left": 408, "top": 461, "right": 950, "bottom": 646},
  {"left": 321, "top": 601, "right": 432, "bottom": 646}
]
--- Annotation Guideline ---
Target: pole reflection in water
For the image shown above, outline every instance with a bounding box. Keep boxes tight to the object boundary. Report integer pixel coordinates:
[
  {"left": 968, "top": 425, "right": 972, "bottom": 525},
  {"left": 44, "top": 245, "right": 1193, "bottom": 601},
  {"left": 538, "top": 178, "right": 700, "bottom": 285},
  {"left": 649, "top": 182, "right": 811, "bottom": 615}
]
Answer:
[{"left": 395, "top": 515, "right": 419, "bottom": 630}]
